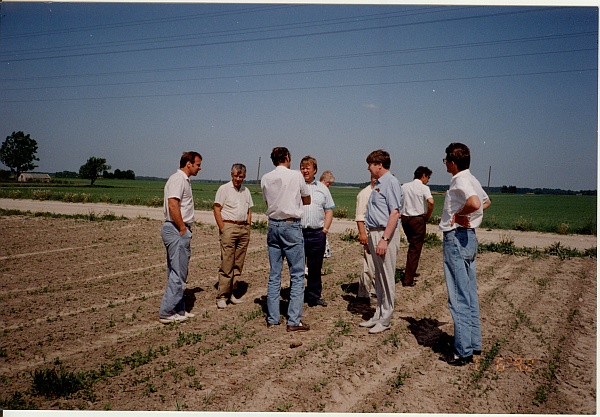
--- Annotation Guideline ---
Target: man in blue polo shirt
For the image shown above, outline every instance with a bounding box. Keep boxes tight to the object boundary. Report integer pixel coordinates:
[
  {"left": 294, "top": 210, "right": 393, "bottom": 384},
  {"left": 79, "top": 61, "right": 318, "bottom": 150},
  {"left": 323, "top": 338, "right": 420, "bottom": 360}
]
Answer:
[{"left": 359, "top": 149, "right": 404, "bottom": 334}]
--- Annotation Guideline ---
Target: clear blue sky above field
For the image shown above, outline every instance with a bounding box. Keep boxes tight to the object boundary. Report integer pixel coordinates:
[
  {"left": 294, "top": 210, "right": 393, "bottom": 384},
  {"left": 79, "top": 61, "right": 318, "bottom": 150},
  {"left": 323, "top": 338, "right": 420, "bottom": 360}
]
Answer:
[{"left": 0, "top": 1, "right": 597, "bottom": 190}]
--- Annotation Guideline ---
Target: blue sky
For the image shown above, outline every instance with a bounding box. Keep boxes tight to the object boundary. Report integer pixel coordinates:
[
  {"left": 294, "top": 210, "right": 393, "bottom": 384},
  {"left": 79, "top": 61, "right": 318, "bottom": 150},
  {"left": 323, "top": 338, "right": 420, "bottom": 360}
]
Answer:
[{"left": 0, "top": 2, "right": 597, "bottom": 190}]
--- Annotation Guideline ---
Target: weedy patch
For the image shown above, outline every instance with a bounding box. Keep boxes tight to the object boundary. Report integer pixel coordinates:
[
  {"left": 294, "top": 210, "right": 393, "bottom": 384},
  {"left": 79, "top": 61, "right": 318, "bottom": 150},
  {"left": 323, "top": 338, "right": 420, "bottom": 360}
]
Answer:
[
  {"left": 340, "top": 228, "right": 359, "bottom": 242},
  {"left": 31, "top": 366, "right": 88, "bottom": 399}
]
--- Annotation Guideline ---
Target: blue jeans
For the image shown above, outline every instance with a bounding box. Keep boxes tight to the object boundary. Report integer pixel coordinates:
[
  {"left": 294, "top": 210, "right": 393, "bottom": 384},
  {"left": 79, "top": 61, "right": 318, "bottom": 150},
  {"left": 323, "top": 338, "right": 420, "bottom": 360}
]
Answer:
[
  {"left": 159, "top": 222, "right": 191, "bottom": 318},
  {"left": 443, "top": 228, "right": 482, "bottom": 357},
  {"left": 266, "top": 219, "right": 305, "bottom": 326}
]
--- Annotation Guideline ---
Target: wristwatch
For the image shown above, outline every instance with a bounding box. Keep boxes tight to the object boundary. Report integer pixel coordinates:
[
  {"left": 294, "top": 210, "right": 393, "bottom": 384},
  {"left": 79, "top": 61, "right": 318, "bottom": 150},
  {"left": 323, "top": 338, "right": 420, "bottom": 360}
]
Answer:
[{"left": 382, "top": 236, "right": 389, "bottom": 242}]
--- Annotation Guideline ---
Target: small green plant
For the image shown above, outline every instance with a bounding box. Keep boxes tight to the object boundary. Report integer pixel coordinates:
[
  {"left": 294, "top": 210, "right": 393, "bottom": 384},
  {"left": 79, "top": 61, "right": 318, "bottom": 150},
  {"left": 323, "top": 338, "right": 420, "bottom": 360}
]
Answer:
[
  {"left": 383, "top": 332, "right": 400, "bottom": 348},
  {"left": 423, "top": 232, "right": 442, "bottom": 247},
  {"left": 340, "top": 228, "right": 359, "bottom": 242},
  {"left": 185, "top": 366, "right": 196, "bottom": 377},
  {"left": 277, "top": 402, "right": 293, "bottom": 411},
  {"left": 390, "top": 368, "right": 411, "bottom": 390},
  {"left": 251, "top": 219, "right": 268, "bottom": 233},
  {"left": 333, "top": 207, "right": 348, "bottom": 218}
]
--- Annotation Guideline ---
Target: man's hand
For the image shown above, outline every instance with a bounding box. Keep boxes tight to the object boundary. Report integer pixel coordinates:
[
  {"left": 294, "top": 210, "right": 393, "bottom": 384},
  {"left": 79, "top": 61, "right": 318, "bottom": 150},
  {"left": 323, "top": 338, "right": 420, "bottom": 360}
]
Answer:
[{"left": 376, "top": 238, "right": 388, "bottom": 256}]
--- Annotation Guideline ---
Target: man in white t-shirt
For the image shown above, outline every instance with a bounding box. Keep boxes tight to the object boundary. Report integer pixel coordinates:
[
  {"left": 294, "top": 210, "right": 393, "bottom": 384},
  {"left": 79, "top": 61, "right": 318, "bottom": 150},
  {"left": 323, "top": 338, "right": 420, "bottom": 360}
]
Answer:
[
  {"left": 439, "top": 143, "right": 491, "bottom": 366},
  {"left": 261, "top": 147, "right": 311, "bottom": 332},
  {"left": 355, "top": 174, "right": 376, "bottom": 304},
  {"left": 214, "top": 163, "right": 254, "bottom": 309},
  {"left": 159, "top": 151, "right": 202, "bottom": 324},
  {"left": 400, "top": 166, "right": 434, "bottom": 287}
]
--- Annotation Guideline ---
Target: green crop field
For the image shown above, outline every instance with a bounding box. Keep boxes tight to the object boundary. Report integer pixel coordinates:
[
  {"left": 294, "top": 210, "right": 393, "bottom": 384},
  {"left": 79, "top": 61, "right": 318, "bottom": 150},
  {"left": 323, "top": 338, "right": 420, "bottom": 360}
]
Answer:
[{"left": 0, "top": 179, "right": 596, "bottom": 235}]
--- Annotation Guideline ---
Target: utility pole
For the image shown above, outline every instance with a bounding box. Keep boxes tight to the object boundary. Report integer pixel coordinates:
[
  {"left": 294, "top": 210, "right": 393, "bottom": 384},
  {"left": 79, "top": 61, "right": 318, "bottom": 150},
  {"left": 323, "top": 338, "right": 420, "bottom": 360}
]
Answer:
[
  {"left": 487, "top": 166, "right": 491, "bottom": 193},
  {"left": 256, "top": 156, "right": 261, "bottom": 184}
]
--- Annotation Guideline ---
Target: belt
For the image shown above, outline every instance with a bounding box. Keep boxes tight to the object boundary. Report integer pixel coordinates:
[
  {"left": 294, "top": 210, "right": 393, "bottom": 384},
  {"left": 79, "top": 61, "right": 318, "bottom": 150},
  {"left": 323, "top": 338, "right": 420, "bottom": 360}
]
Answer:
[
  {"left": 303, "top": 227, "right": 323, "bottom": 231},
  {"left": 368, "top": 227, "right": 386, "bottom": 231},
  {"left": 223, "top": 220, "right": 248, "bottom": 225},
  {"left": 269, "top": 218, "right": 300, "bottom": 222}
]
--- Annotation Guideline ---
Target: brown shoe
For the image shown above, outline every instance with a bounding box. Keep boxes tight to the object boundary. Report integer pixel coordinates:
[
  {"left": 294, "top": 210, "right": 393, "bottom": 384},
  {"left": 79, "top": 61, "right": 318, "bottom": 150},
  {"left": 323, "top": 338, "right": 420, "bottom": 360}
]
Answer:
[{"left": 286, "top": 322, "right": 310, "bottom": 332}]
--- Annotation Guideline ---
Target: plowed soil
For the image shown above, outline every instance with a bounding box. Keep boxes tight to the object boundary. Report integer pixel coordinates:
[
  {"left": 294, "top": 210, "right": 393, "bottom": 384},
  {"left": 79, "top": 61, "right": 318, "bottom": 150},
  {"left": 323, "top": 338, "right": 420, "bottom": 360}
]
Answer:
[{"left": 0, "top": 213, "right": 596, "bottom": 413}]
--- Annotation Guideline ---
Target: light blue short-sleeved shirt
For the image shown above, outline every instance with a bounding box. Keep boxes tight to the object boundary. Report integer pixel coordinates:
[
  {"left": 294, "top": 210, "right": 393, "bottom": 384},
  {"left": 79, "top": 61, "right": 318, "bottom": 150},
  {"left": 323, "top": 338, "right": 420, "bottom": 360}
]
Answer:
[{"left": 365, "top": 171, "right": 404, "bottom": 229}]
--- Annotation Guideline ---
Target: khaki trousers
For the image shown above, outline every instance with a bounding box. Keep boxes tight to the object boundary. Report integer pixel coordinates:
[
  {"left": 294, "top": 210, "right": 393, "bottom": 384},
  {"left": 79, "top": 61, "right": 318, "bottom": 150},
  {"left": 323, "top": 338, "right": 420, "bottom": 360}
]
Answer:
[
  {"left": 367, "top": 229, "right": 400, "bottom": 327},
  {"left": 217, "top": 223, "right": 250, "bottom": 299}
]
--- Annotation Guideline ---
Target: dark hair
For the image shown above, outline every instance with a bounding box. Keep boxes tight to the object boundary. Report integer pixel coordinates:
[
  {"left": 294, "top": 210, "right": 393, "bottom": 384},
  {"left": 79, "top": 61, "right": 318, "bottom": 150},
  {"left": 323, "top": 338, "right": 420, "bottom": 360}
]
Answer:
[
  {"left": 300, "top": 155, "right": 318, "bottom": 172},
  {"left": 445, "top": 143, "right": 470, "bottom": 171},
  {"left": 180, "top": 151, "right": 202, "bottom": 168},
  {"left": 366, "top": 149, "right": 391, "bottom": 170},
  {"left": 231, "top": 163, "right": 246, "bottom": 174},
  {"left": 270, "top": 147, "right": 290, "bottom": 166},
  {"left": 413, "top": 166, "right": 432, "bottom": 180}
]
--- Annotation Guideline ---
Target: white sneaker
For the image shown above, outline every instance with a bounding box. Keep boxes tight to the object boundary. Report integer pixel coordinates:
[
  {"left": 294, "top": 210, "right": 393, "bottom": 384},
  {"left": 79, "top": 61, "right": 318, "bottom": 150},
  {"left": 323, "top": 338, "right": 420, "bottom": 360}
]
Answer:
[
  {"left": 184, "top": 311, "right": 195, "bottom": 318},
  {"left": 159, "top": 314, "right": 188, "bottom": 324},
  {"left": 230, "top": 295, "right": 243, "bottom": 305},
  {"left": 369, "top": 323, "right": 391, "bottom": 334},
  {"left": 359, "top": 319, "right": 378, "bottom": 328},
  {"left": 216, "top": 299, "right": 227, "bottom": 309}
]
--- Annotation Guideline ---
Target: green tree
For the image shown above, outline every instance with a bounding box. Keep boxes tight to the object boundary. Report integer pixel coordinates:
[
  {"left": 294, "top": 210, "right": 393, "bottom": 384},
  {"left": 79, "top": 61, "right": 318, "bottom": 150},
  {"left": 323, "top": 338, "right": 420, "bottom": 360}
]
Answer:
[
  {"left": 0, "top": 131, "right": 39, "bottom": 179},
  {"left": 79, "top": 157, "right": 110, "bottom": 186}
]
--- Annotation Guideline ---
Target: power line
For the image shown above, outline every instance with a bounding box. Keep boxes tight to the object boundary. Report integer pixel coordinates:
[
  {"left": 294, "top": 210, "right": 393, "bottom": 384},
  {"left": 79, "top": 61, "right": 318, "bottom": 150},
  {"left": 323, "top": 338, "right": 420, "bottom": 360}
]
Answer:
[
  {"left": 0, "top": 6, "right": 564, "bottom": 63},
  {"left": 2, "top": 67, "right": 595, "bottom": 103},
  {"left": 2, "top": 31, "right": 595, "bottom": 83},
  {"left": 2, "top": 47, "right": 595, "bottom": 92}
]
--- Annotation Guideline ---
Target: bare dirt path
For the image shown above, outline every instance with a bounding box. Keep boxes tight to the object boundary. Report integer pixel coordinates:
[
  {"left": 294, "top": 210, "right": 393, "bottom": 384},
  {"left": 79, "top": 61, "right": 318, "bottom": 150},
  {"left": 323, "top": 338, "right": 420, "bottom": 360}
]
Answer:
[
  {"left": 0, "top": 198, "right": 596, "bottom": 250},
  {"left": 0, "top": 201, "right": 596, "bottom": 413}
]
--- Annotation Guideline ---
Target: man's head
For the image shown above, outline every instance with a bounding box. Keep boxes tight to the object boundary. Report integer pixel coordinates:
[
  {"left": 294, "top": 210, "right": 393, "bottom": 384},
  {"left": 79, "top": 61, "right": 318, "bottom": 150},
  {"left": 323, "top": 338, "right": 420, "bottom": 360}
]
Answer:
[
  {"left": 444, "top": 143, "right": 470, "bottom": 174},
  {"left": 366, "top": 149, "right": 391, "bottom": 178},
  {"left": 319, "top": 170, "right": 335, "bottom": 187},
  {"left": 270, "top": 147, "right": 290, "bottom": 167},
  {"left": 300, "top": 155, "right": 318, "bottom": 183},
  {"left": 414, "top": 166, "right": 432, "bottom": 184},
  {"left": 231, "top": 163, "right": 247, "bottom": 189},
  {"left": 180, "top": 151, "right": 202, "bottom": 177}
]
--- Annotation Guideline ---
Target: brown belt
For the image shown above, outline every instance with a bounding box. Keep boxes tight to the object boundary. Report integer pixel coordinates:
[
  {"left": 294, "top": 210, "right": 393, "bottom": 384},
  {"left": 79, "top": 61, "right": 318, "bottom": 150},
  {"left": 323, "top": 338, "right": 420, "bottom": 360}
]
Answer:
[{"left": 223, "top": 220, "right": 248, "bottom": 225}]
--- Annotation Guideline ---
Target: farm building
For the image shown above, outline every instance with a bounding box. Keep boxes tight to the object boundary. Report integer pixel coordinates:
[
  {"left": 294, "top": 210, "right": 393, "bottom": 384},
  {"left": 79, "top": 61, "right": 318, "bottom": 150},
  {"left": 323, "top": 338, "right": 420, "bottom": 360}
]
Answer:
[{"left": 17, "top": 173, "right": 51, "bottom": 183}]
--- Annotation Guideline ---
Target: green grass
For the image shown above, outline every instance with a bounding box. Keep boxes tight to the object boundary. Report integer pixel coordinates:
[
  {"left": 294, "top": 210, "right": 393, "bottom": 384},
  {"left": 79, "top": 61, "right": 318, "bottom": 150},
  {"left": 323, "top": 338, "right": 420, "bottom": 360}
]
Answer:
[{"left": 0, "top": 179, "right": 595, "bottom": 234}]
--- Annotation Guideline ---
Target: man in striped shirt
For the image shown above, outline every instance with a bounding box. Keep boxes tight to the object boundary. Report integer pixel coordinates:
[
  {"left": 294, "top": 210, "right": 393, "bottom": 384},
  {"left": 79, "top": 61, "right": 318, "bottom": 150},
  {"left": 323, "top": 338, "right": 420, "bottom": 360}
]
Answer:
[{"left": 300, "top": 156, "right": 335, "bottom": 307}]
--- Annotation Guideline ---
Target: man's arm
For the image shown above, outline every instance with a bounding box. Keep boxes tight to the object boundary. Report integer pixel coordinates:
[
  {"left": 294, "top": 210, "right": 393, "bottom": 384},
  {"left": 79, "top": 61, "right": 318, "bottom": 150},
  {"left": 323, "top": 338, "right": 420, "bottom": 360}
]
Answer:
[
  {"left": 425, "top": 198, "right": 434, "bottom": 221},
  {"left": 376, "top": 209, "right": 400, "bottom": 256},
  {"left": 247, "top": 208, "right": 252, "bottom": 225},
  {"left": 323, "top": 208, "right": 333, "bottom": 233},
  {"left": 452, "top": 195, "right": 481, "bottom": 227},
  {"left": 168, "top": 197, "right": 187, "bottom": 235},
  {"left": 213, "top": 203, "right": 224, "bottom": 231},
  {"left": 302, "top": 195, "right": 311, "bottom": 205},
  {"left": 483, "top": 198, "right": 491, "bottom": 211}
]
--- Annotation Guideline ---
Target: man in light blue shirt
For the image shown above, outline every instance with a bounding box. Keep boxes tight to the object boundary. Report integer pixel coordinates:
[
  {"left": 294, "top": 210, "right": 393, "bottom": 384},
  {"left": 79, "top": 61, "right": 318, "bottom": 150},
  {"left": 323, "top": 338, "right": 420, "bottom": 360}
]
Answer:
[
  {"left": 360, "top": 150, "right": 404, "bottom": 334},
  {"left": 300, "top": 156, "right": 335, "bottom": 307}
]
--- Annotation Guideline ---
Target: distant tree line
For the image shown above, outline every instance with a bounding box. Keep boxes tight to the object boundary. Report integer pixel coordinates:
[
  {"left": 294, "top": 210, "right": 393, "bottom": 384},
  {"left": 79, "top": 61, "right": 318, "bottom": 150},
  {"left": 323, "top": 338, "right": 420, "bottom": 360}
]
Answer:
[{"left": 103, "top": 169, "right": 135, "bottom": 180}]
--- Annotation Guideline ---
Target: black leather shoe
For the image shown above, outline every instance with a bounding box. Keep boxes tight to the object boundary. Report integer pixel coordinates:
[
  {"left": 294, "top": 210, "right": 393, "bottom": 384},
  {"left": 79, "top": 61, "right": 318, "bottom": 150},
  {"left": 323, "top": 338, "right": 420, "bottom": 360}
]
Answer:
[
  {"left": 473, "top": 350, "right": 482, "bottom": 356},
  {"left": 402, "top": 279, "right": 417, "bottom": 287},
  {"left": 440, "top": 354, "right": 473, "bottom": 366},
  {"left": 308, "top": 299, "right": 328, "bottom": 307},
  {"left": 266, "top": 322, "right": 280, "bottom": 328}
]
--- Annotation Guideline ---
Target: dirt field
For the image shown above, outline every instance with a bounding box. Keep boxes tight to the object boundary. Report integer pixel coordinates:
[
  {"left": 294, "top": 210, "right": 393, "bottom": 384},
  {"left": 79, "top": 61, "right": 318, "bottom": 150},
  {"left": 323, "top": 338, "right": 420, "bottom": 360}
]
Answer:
[{"left": 0, "top": 208, "right": 596, "bottom": 413}]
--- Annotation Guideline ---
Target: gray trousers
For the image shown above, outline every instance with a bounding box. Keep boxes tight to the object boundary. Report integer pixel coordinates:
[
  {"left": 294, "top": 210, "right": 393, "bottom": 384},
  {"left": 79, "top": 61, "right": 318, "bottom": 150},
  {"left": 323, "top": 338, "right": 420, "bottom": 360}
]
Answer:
[
  {"left": 159, "top": 221, "right": 192, "bottom": 318},
  {"left": 367, "top": 229, "right": 400, "bottom": 327}
]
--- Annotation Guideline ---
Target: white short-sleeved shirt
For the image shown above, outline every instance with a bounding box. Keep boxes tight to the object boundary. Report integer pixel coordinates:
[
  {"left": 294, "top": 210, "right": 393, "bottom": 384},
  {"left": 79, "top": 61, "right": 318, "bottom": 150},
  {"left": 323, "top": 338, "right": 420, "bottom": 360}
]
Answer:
[
  {"left": 214, "top": 180, "right": 254, "bottom": 222},
  {"left": 261, "top": 166, "right": 310, "bottom": 220},
  {"left": 355, "top": 184, "right": 374, "bottom": 222},
  {"left": 301, "top": 179, "right": 335, "bottom": 228},
  {"left": 439, "top": 169, "right": 490, "bottom": 232},
  {"left": 164, "top": 169, "right": 194, "bottom": 224},
  {"left": 401, "top": 179, "right": 433, "bottom": 216}
]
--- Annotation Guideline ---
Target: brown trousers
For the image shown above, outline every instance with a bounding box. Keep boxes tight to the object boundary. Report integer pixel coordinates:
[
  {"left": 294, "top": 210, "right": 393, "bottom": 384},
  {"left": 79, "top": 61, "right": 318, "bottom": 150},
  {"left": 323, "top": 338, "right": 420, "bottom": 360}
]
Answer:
[
  {"left": 400, "top": 215, "right": 427, "bottom": 284},
  {"left": 217, "top": 223, "right": 250, "bottom": 299}
]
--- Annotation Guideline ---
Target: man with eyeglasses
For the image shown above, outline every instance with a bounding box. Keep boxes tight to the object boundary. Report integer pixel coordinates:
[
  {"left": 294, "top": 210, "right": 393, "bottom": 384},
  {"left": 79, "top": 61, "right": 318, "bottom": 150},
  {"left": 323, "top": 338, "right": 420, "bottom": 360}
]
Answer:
[
  {"left": 400, "top": 166, "right": 434, "bottom": 287},
  {"left": 439, "top": 143, "right": 491, "bottom": 366}
]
